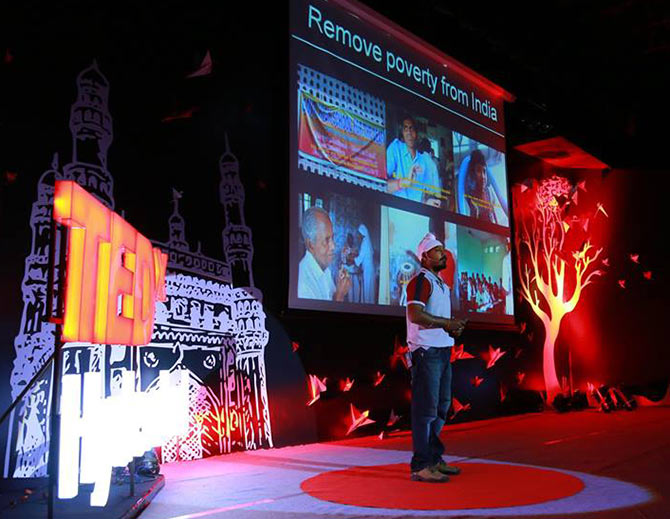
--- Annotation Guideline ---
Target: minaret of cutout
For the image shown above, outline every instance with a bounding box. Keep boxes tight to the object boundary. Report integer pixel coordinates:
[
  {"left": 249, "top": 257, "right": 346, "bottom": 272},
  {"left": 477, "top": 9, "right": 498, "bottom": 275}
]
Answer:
[
  {"left": 219, "top": 134, "right": 254, "bottom": 288},
  {"left": 9, "top": 62, "right": 117, "bottom": 477},
  {"left": 218, "top": 135, "right": 273, "bottom": 450}
]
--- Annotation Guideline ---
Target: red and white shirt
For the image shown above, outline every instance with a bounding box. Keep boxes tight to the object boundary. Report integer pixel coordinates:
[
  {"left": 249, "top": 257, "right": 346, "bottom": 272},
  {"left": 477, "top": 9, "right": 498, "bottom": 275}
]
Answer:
[{"left": 405, "top": 267, "right": 454, "bottom": 350}]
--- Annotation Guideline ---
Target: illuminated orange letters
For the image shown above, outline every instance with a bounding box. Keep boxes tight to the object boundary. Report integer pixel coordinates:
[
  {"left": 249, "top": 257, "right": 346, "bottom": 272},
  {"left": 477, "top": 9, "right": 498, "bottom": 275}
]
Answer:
[{"left": 53, "top": 180, "right": 167, "bottom": 345}]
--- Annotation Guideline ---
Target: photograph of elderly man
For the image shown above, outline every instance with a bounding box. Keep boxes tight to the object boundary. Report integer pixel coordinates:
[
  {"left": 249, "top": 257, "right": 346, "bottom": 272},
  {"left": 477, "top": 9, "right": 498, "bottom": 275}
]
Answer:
[{"left": 298, "top": 206, "right": 352, "bottom": 301}]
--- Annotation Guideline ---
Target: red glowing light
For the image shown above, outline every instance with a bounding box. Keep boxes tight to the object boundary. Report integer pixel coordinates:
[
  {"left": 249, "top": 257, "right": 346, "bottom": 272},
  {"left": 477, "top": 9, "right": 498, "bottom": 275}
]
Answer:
[{"left": 515, "top": 137, "right": 609, "bottom": 170}]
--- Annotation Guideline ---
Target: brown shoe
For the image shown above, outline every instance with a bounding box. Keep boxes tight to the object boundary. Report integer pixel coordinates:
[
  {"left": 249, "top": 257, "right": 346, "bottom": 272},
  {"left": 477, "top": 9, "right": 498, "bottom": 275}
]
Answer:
[
  {"left": 410, "top": 467, "right": 449, "bottom": 483},
  {"left": 433, "top": 461, "right": 461, "bottom": 475}
]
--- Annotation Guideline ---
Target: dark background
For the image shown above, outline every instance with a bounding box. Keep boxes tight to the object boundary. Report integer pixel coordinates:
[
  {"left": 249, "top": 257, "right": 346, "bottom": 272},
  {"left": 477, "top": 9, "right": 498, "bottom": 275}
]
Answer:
[{"left": 1, "top": 1, "right": 668, "bottom": 448}]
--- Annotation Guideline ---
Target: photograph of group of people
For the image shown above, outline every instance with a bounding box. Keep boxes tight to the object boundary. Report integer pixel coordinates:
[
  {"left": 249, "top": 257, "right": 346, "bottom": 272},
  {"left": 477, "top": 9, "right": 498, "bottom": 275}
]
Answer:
[
  {"left": 294, "top": 192, "right": 513, "bottom": 317},
  {"left": 455, "top": 228, "right": 513, "bottom": 315},
  {"left": 296, "top": 64, "right": 509, "bottom": 225}
]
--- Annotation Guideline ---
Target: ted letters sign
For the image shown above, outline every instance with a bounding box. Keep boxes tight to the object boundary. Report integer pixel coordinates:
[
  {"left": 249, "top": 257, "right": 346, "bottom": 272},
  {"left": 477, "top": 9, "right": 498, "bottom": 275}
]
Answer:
[{"left": 53, "top": 180, "right": 167, "bottom": 345}]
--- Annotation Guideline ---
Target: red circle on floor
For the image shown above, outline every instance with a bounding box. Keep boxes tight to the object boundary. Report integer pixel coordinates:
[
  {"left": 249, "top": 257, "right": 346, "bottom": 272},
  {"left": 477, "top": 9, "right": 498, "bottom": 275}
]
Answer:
[{"left": 301, "top": 462, "right": 585, "bottom": 510}]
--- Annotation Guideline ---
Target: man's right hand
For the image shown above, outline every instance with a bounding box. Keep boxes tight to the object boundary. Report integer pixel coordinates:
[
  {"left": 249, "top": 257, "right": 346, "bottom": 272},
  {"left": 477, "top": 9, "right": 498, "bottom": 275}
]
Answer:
[
  {"left": 334, "top": 268, "right": 352, "bottom": 302},
  {"left": 444, "top": 319, "right": 467, "bottom": 337}
]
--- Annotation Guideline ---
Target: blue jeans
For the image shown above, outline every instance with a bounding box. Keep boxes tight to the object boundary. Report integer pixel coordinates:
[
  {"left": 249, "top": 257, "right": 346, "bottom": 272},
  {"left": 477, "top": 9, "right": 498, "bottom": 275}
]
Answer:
[{"left": 410, "top": 346, "right": 452, "bottom": 472}]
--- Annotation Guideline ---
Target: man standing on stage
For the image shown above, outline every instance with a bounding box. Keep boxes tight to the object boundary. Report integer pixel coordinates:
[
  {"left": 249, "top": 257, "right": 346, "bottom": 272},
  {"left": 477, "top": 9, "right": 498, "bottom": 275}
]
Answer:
[{"left": 406, "top": 232, "right": 466, "bottom": 482}]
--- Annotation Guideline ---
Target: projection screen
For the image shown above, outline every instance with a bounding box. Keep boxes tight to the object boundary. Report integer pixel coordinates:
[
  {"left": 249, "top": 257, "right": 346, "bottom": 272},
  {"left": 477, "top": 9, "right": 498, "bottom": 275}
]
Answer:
[{"left": 289, "top": 0, "right": 515, "bottom": 324}]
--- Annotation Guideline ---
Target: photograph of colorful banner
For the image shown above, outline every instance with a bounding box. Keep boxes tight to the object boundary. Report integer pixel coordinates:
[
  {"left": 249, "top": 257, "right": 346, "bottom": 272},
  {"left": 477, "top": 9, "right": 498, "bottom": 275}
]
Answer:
[{"left": 298, "top": 90, "right": 386, "bottom": 184}]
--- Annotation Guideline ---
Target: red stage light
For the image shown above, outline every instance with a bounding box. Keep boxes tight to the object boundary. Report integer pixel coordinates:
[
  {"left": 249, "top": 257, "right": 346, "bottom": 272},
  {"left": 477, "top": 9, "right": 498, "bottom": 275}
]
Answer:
[{"left": 515, "top": 137, "right": 609, "bottom": 170}]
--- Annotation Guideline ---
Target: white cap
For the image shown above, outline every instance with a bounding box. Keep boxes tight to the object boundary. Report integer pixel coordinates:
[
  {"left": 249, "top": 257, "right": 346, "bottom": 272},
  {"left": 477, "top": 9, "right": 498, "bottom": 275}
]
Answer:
[{"left": 417, "top": 232, "right": 442, "bottom": 258}]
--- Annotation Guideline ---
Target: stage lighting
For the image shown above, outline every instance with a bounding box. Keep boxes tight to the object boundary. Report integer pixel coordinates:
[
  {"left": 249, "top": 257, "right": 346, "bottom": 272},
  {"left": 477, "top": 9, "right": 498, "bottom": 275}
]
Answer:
[{"left": 136, "top": 450, "right": 160, "bottom": 477}]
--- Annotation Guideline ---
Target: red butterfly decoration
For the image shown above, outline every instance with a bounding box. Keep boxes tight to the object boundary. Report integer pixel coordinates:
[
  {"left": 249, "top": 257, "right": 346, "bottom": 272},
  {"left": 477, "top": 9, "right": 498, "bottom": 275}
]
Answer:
[
  {"left": 306, "top": 375, "right": 327, "bottom": 406},
  {"left": 450, "top": 344, "right": 475, "bottom": 363},
  {"left": 340, "top": 377, "right": 354, "bottom": 392},
  {"left": 390, "top": 338, "right": 410, "bottom": 369},
  {"left": 186, "top": 50, "right": 213, "bottom": 78},
  {"left": 161, "top": 107, "right": 198, "bottom": 122},
  {"left": 450, "top": 398, "right": 471, "bottom": 419},
  {"left": 481, "top": 345, "right": 506, "bottom": 369},
  {"left": 346, "top": 404, "right": 375, "bottom": 435},
  {"left": 386, "top": 409, "right": 400, "bottom": 427},
  {"left": 595, "top": 202, "right": 609, "bottom": 218}
]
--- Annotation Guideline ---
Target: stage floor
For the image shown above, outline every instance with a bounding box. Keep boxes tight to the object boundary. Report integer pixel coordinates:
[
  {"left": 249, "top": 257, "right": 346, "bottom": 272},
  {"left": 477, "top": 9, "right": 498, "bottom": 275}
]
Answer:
[{"left": 141, "top": 406, "right": 670, "bottom": 519}]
